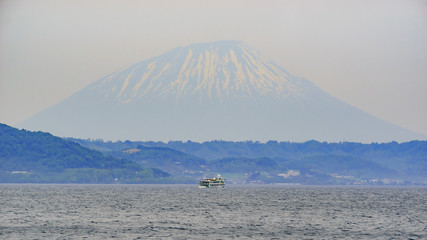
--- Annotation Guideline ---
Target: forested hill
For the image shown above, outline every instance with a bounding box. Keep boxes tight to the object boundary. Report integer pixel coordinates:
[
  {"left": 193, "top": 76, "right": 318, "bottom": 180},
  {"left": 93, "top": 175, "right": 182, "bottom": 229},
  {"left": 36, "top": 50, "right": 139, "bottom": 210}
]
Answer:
[
  {"left": 72, "top": 138, "right": 427, "bottom": 185},
  {"left": 0, "top": 123, "right": 169, "bottom": 183},
  {"left": 154, "top": 140, "right": 427, "bottom": 160}
]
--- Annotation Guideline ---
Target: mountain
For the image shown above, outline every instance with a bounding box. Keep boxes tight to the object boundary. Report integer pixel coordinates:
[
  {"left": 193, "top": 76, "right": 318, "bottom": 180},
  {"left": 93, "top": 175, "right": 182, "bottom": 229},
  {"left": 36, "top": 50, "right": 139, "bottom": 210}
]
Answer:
[
  {"left": 18, "top": 40, "right": 424, "bottom": 142},
  {"left": 0, "top": 123, "right": 169, "bottom": 183}
]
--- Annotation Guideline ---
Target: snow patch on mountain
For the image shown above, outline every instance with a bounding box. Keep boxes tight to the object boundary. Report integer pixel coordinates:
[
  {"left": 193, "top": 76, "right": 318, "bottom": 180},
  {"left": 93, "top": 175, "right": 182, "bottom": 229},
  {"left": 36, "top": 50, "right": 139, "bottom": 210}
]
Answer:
[{"left": 90, "top": 41, "right": 306, "bottom": 104}]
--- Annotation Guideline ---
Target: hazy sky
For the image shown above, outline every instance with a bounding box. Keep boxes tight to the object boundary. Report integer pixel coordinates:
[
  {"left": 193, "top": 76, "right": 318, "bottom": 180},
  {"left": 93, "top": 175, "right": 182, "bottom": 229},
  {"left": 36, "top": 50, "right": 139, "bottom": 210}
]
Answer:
[{"left": 1, "top": 0, "right": 426, "bottom": 136}]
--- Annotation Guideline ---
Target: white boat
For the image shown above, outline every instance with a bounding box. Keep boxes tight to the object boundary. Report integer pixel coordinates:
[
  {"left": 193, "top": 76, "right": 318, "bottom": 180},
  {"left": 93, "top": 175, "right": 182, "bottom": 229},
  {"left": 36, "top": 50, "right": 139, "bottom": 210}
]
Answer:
[{"left": 199, "top": 174, "right": 225, "bottom": 188}]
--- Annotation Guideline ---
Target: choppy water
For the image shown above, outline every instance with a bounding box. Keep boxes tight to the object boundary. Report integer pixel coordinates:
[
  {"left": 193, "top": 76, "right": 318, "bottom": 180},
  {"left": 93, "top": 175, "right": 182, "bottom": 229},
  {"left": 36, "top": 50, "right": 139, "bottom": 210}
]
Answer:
[{"left": 0, "top": 185, "right": 425, "bottom": 239}]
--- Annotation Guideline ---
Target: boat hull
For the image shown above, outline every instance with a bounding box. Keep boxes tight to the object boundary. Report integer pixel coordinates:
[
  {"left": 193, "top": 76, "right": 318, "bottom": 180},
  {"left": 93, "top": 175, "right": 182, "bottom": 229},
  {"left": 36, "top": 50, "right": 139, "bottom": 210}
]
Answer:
[{"left": 198, "top": 183, "right": 225, "bottom": 188}]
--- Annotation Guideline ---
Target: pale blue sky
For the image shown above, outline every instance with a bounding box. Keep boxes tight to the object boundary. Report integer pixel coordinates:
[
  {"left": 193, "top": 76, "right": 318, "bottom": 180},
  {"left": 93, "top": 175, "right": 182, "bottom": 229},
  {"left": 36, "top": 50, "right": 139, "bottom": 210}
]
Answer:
[{"left": 1, "top": 0, "right": 426, "bottom": 136}]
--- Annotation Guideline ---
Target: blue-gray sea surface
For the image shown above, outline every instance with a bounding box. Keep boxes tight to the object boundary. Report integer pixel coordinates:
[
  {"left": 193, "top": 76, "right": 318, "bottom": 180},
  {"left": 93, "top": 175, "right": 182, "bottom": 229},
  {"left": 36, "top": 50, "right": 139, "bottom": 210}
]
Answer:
[{"left": 0, "top": 185, "right": 425, "bottom": 239}]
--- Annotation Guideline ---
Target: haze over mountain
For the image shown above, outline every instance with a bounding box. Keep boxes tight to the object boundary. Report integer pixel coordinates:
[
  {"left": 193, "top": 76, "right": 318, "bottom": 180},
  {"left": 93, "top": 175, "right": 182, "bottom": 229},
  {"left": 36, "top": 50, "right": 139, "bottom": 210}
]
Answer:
[{"left": 19, "top": 40, "right": 424, "bottom": 142}]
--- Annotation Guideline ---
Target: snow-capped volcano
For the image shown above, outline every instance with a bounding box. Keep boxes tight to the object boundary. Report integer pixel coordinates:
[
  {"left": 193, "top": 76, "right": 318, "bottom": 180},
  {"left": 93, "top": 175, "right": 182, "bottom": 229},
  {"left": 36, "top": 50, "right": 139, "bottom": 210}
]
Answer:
[
  {"left": 19, "top": 41, "right": 424, "bottom": 142},
  {"left": 91, "top": 40, "right": 305, "bottom": 103}
]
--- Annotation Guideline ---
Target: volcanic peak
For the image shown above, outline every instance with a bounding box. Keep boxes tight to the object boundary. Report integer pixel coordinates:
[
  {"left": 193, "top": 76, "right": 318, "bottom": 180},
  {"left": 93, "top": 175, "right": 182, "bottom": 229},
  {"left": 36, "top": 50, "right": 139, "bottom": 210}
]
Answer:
[{"left": 90, "top": 40, "right": 306, "bottom": 104}]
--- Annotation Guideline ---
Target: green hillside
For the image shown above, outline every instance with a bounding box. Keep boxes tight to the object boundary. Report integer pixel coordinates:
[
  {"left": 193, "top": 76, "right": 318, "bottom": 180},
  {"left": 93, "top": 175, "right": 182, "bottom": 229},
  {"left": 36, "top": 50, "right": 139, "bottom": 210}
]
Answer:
[
  {"left": 0, "top": 123, "right": 169, "bottom": 183},
  {"left": 112, "top": 145, "right": 206, "bottom": 176}
]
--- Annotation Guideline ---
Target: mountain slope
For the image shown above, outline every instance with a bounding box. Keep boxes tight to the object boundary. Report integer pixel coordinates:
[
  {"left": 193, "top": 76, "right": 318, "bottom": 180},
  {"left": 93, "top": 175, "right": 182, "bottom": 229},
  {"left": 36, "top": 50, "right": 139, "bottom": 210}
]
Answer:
[
  {"left": 18, "top": 40, "right": 424, "bottom": 142},
  {"left": 0, "top": 123, "right": 169, "bottom": 183}
]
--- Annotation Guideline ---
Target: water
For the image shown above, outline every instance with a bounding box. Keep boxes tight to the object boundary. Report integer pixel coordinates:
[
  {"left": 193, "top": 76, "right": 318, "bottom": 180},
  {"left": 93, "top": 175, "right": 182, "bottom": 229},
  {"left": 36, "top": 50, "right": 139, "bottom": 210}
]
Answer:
[{"left": 0, "top": 185, "right": 425, "bottom": 239}]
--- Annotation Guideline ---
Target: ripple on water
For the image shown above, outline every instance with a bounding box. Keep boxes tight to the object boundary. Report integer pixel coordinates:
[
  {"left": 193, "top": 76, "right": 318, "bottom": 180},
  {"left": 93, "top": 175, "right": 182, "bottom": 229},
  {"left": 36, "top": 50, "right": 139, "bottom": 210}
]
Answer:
[{"left": 0, "top": 185, "right": 426, "bottom": 239}]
